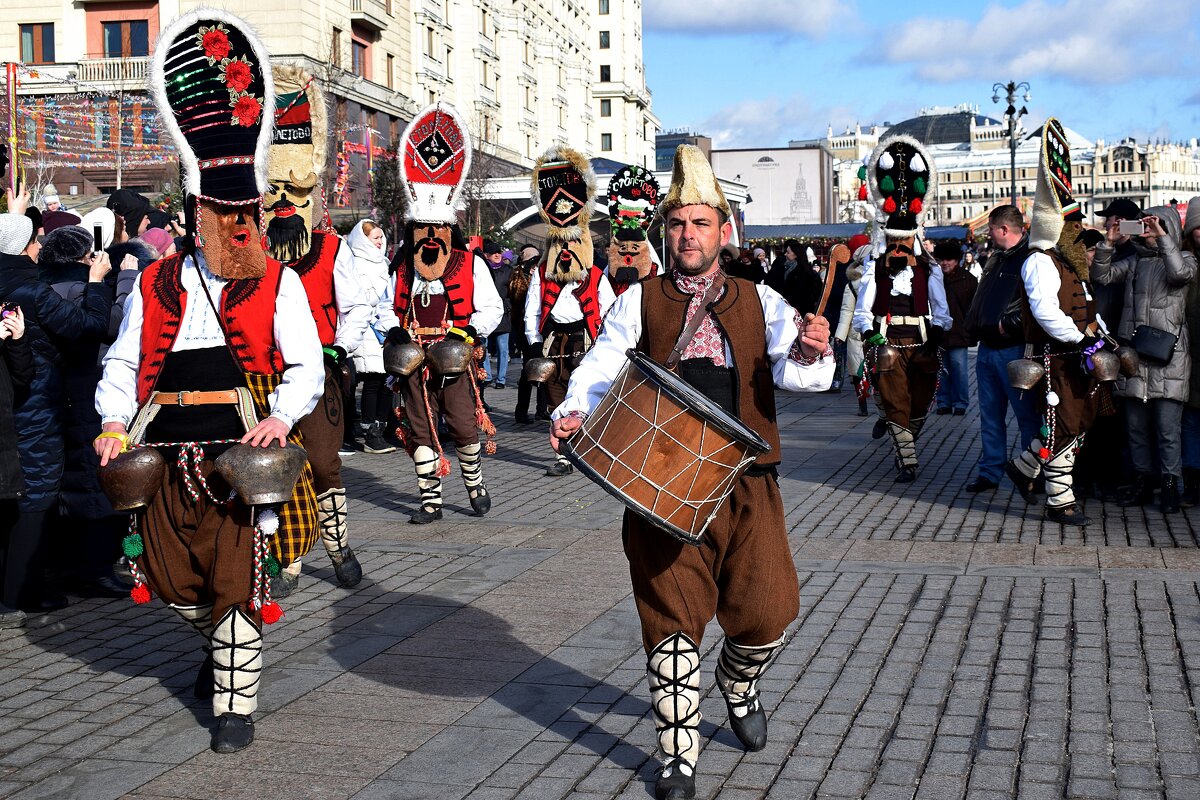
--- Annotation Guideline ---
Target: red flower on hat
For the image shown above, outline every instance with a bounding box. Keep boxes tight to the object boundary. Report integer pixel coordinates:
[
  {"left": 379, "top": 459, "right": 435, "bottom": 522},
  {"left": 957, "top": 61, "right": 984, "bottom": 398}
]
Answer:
[
  {"left": 231, "top": 94, "right": 262, "bottom": 127},
  {"left": 199, "top": 25, "right": 232, "bottom": 63},
  {"left": 222, "top": 57, "right": 254, "bottom": 94}
]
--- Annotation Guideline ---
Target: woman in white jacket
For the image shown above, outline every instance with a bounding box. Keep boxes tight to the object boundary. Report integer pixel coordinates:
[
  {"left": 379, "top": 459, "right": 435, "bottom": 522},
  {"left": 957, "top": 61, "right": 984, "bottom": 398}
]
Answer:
[
  {"left": 835, "top": 245, "right": 873, "bottom": 416},
  {"left": 347, "top": 220, "right": 397, "bottom": 454}
]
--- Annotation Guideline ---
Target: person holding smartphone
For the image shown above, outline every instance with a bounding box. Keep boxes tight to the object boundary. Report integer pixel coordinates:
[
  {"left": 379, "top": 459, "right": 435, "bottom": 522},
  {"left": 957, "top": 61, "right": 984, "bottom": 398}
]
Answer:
[{"left": 0, "top": 303, "right": 34, "bottom": 628}]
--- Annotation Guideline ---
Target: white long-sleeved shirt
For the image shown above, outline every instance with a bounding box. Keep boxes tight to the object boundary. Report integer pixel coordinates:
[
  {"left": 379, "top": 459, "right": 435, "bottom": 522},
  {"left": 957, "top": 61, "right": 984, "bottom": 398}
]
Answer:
[
  {"left": 852, "top": 259, "right": 954, "bottom": 335},
  {"left": 1020, "top": 251, "right": 1107, "bottom": 344},
  {"left": 523, "top": 266, "right": 617, "bottom": 345},
  {"left": 96, "top": 253, "right": 325, "bottom": 429},
  {"left": 375, "top": 252, "right": 503, "bottom": 337},
  {"left": 330, "top": 237, "right": 371, "bottom": 353},
  {"left": 554, "top": 281, "right": 835, "bottom": 419}
]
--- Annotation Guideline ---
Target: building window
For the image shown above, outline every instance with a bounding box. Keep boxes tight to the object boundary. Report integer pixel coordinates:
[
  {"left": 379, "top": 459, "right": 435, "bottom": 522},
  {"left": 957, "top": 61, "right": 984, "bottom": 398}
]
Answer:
[
  {"left": 600, "top": 99, "right": 611, "bottom": 117},
  {"left": 524, "top": 40, "right": 532, "bottom": 65},
  {"left": 102, "top": 20, "right": 149, "bottom": 58},
  {"left": 445, "top": 47, "right": 453, "bottom": 74},
  {"left": 351, "top": 38, "right": 369, "bottom": 79},
  {"left": 599, "top": 0, "right": 610, "bottom": 12},
  {"left": 601, "top": 133, "right": 612, "bottom": 151},
  {"left": 480, "top": 9, "right": 489, "bottom": 36},
  {"left": 599, "top": 65, "right": 611, "bottom": 82},
  {"left": 19, "top": 23, "right": 54, "bottom": 64},
  {"left": 425, "top": 26, "right": 435, "bottom": 58},
  {"left": 386, "top": 53, "right": 394, "bottom": 89},
  {"left": 331, "top": 28, "right": 342, "bottom": 68},
  {"left": 599, "top": 31, "right": 610, "bottom": 49}
]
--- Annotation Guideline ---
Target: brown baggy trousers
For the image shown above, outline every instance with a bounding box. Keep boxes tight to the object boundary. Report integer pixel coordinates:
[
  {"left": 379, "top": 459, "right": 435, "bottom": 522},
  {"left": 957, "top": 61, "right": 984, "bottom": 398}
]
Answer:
[
  {"left": 138, "top": 458, "right": 260, "bottom": 629},
  {"left": 295, "top": 364, "right": 345, "bottom": 494},
  {"left": 400, "top": 371, "right": 479, "bottom": 448},
  {"left": 868, "top": 334, "right": 939, "bottom": 428},
  {"left": 623, "top": 473, "right": 799, "bottom": 652}
]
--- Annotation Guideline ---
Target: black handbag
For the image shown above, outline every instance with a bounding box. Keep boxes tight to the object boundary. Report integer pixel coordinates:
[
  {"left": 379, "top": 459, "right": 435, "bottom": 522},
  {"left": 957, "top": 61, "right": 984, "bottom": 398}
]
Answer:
[{"left": 1131, "top": 324, "right": 1177, "bottom": 365}]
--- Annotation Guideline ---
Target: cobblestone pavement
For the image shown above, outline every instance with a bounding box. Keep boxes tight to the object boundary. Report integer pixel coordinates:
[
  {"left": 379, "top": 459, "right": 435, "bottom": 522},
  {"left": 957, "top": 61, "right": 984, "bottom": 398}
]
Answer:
[{"left": 3, "top": 362, "right": 1200, "bottom": 799}]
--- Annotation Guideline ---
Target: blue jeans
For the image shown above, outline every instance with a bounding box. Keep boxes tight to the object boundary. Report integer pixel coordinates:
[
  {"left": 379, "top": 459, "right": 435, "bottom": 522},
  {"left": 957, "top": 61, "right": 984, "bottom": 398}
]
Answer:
[
  {"left": 975, "top": 344, "right": 1041, "bottom": 482},
  {"left": 936, "top": 346, "right": 970, "bottom": 410},
  {"left": 489, "top": 332, "right": 510, "bottom": 386}
]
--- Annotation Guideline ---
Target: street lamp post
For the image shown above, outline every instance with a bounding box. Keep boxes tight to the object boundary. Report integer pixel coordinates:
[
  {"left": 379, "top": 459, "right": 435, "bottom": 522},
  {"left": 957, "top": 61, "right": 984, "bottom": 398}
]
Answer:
[{"left": 992, "top": 81, "right": 1030, "bottom": 206}]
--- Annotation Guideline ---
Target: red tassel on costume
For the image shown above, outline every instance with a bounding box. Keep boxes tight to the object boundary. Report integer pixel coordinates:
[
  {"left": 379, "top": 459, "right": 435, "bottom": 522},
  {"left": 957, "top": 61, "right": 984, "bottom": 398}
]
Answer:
[
  {"left": 131, "top": 584, "right": 152, "bottom": 604},
  {"left": 910, "top": 198, "right": 923, "bottom": 213},
  {"left": 437, "top": 456, "right": 452, "bottom": 478},
  {"left": 858, "top": 184, "right": 868, "bottom": 201},
  {"left": 883, "top": 196, "right": 897, "bottom": 213},
  {"left": 261, "top": 602, "right": 284, "bottom": 625},
  {"left": 484, "top": 440, "right": 497, "bottom": 456},
  {"left": 1039, "top": 447, "right": 1051, "bottom": 460}
]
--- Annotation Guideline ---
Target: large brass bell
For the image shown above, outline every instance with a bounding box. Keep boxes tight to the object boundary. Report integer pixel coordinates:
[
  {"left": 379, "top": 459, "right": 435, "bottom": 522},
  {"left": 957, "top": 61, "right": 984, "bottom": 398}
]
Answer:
[
  {"left": 1089, "top": 349, "right": 1120, "bottom": 382},
  {"left": 873, "top": 344, "right": 900, "bottom": 374},
  {"left": 524, "top": 357, "right": 556, "bottom": 384},
  {"left": 1007, "top": 358, "right": 1046, "bottom": 391},
  {"left": 383, "top": 341, "right": 425, "bottom": 377},
  {"left": 99, "top": 447, "right": 166, "bottom": 511},
  {"left": 425, "top": 339, "right": 473, "bottom": 376},
  {"left": 214, "top": 442, "right": 308, "bottom": 506},
  {"left": 1116, "top": 345, "right": 1139, "bottom": 377}
]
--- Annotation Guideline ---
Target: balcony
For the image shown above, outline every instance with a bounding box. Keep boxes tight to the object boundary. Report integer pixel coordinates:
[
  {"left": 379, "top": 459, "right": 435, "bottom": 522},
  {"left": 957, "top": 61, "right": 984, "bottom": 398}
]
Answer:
[
  {"left": 350, "top": 0, "right": 389, "bottom": 32},
  {"left": 16, "top": 57, "right": 148, "bottom": 94}
]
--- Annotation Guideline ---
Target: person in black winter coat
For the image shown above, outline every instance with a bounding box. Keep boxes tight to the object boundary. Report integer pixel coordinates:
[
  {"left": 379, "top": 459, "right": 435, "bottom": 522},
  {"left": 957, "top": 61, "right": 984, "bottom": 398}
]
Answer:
[
  {"left": 766, "top": 239, "right": 823, "bottom": 314},
  {"left": 0, "top": 304, "right": 34, "bottom": 627},
  {"left": 0, "top": 202, "right": 113, "bottom": 612}
]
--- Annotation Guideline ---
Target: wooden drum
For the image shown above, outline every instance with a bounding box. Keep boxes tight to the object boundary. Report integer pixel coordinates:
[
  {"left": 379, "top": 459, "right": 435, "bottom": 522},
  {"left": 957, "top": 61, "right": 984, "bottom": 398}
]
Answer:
[{"left": 561, "top": 349, "right": 771, "bottom": 545}]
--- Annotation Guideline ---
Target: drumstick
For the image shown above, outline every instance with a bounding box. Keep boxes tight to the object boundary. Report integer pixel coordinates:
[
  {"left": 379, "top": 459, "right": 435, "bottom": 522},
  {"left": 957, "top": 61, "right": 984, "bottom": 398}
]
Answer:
[{"left": 815, "top": 244, "right": 851, "bottom": 317}]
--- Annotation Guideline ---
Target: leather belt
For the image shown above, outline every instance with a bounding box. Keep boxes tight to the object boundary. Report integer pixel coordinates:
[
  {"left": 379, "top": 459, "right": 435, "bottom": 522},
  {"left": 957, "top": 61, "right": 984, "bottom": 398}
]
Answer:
[
  {"left": 876, "top": 315, "right": 926, "bottom": 326},
  {"left": 411, "top": 326, "right": 444, "bottom": 336},
  {"left": 150, "top": 390, "right": 240, "bottom": 406}
]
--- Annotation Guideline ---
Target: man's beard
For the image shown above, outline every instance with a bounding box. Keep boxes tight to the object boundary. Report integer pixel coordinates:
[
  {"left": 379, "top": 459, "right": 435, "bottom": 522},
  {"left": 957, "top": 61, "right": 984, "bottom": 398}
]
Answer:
[
  {"left": 670, "top": 243, "right": 717, "bottom": 276},
  {"left": 199, "top": 204, "right": 266, "bottom": 280},
  {"left": 413, "top": 232, "right": 452, "bottom": 280},
  {"left": 544, "top": 237, "right": 591, "bottom": 283},
  {"left": 266, "top": 213, "right": 311, "bottom": 263}
]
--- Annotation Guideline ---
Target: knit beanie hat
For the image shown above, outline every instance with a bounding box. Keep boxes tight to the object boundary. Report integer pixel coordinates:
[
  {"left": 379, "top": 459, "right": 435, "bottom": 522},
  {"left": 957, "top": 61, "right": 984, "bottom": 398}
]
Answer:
[
  {"left": 41, "top": 225, "right": 94, "bottom": 265},
  {"left": 1185, "top": 197, "right": 1200, "bottom": 239},
  {"left": 0, "top": 213, "right": 34, "bottom": 256},
  {"left": 140, "top": 227, "right": 174, "bottom": 256},
  {"left": 42, "top": 210, "right": 82, "bottom": 233}
]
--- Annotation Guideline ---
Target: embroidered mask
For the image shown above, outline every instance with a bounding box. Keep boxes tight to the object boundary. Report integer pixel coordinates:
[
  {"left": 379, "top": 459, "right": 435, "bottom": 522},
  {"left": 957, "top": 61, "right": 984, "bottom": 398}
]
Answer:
[
  {"left": 198, "top": 199, "right": 266, "bottom": 280},
  {"left": 606, "top": 235, "right": 654, "bottom": 285},
  {"left": 544, "top": 230, "right": 593, "bottom": 285}
]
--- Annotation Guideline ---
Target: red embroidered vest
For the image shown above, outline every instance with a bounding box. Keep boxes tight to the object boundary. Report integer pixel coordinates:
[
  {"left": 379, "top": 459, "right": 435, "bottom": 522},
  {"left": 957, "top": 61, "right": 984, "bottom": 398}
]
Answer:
[
  {"left": 539, "top": 265, "right": 605, "bottom": 339},
  {"left": 392, "top": 250, "right": 475, "bottom": 328},
  {"left": 871, "top": 259, "right": 931, "bottom": 317},
  {"left": 286, "top": 229, "right": 340, "bottom": 346},
  {"left": 137, "top": 253, "right": 286, "bottom": 404}
]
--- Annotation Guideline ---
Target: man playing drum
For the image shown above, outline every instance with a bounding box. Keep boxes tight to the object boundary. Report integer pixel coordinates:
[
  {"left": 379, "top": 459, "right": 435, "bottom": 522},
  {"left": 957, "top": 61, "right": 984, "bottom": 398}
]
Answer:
[{"left": 550, "top": 144, "right": 834, "bottom": 800}]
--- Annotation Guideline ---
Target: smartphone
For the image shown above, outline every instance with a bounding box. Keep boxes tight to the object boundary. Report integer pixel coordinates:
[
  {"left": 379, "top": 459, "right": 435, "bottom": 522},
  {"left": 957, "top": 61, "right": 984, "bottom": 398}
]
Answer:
[
  {"left": 0, "top": 302, "right": 17, "bottom": 319},
  {"left": 1118, "top": 219, "right": 1146, "bottom": 237},
  {"left": 93, "top": 224, "right": 104, "bottom": 255}
]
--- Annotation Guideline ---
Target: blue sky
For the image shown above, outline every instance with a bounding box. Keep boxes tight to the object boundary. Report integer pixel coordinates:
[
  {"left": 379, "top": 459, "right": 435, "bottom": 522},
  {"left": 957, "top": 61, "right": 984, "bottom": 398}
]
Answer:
[{"left": 642, "top": 0, "right": 1200, "bottom": 149}]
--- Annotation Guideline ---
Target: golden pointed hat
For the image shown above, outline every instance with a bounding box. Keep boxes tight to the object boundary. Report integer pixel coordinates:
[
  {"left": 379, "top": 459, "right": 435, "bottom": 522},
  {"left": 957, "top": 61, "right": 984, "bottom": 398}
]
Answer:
[{"left": 658, "top": 144, "right": 731, "bottom": 219}]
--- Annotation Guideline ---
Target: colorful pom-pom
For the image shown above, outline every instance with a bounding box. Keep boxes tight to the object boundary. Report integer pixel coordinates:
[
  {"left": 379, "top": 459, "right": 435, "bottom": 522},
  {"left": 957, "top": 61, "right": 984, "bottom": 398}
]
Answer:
[
  {"left": 437, "top": 456, "right": 452, "bottom": 478},
  {"left": 1039, "top": 426, "right": 1050, "bottom": 438},
  {"left": 879, "top": 152, "right": 895, "bottom": 171},
  {"left": 883, "top": 197, "right": 897, "bottom": 214},
  {"left": 880, "top": 175, "right": 895, "bottom": 193},
  {"left": 131, "top": 584, "right": 152, "bottom": 604},
  {"left": 484, "top": 440, "right": 497, "bottom": 456},
  {"left": 910, "top": 198, "right": 923, "bottom": 214},
  {"left": 914, "top": 177, "right": 927, "bottom": 195},
  {"left": 260, "top": 602, "right": 284, "bottom": 625},
  {"left": 1046, "top": 391, "right": 1060, "bottom": 407},
  {"left": 911, "top": 153, "right": 927, "bottom": 172},
  {"left": 857, "top": 165, "right": 867, "bottom": 181},
  {"left": 122, "top": 533, "right": 144, "bottom": 559},
  {"left": 1038, "top": 447, "right": 1051, "bottom": 460},
  {"left": 857, "top": 184, "right": 868, "bottom": 201},
  {"left": 257, "top": 508, "right": 280, "bottom": 536},
  {"left": 266, "top": 555, "right": 282, "bottom": 577}
]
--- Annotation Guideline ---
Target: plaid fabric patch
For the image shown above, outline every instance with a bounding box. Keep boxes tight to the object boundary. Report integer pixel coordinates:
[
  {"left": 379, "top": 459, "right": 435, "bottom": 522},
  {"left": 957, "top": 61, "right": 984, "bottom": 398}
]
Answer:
[{"left": 243, "top": 372, "right": 319, "bottom": 567}]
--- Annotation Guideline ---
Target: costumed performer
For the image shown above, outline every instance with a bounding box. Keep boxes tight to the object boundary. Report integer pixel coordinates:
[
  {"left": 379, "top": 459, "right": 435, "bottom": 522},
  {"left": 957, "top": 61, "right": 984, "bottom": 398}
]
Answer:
[{"left": 605, "top": 163, "right": 663, "bottom": 295}]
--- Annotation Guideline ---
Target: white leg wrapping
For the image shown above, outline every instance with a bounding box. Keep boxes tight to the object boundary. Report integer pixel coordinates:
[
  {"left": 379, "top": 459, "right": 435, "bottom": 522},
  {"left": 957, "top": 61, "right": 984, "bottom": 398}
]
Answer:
[
  {"left": 317, "top": 487, "right": 350, "bottom": 557},
  {"left": 715, "top": 635, "right": 786, "bottom": 719},
  {"left": 169, "top": 603, "right": 215, "bottom": 640},
  {"left": 1014, "top": 438, "right": 1044, "bottom": 480},
  {"left": 1044, "top": 437, "right": 1080, "bottom": 509},
  {"left": 647, "top": 632, "right": 702, "bottom": 772},
  {"left": 413, "top": 445, "right": 443, "bottom": 511},
  {"left": 886, "top": 421, "right": 917, "bottom": 468},
  {"left": 211, "top": 608, "right": 262, "bottom": 717},
  {"left": 456, "top": 443, "right": 483, "bottom": 489}
]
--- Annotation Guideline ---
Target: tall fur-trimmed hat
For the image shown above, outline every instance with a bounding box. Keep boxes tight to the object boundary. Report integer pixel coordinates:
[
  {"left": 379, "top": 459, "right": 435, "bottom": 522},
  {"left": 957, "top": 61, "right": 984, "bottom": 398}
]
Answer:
[
  {"left": 867, "top": 134, "right": 936, "bottom": 253},
  {"left": 269, "top": 65, "right": 327, "bottom": 189},
  {"left": 149, "top": 8, "right": 274, "bottom": 205},
  {"left": 658, "top": 144, "right": 731, "bottom": 219},
  {"left": 400, "top": 102, "right": 471, "bottom": 225},
  {"left": 607, "top": 165, "right": 660, "bottom": 243},
  {"left": 1028, "top": 118, "right": 1082, "bottom": 252},
  {"left": 532, "top": 145, "right": 596, "bottom": 240}
]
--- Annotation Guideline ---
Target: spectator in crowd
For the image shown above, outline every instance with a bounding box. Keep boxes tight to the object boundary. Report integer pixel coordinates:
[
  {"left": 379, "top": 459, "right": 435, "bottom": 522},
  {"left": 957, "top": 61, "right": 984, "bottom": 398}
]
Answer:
[
  {"left": 1095, "top": 199, "right": 1141, "bottom": 328},
  {"left": 38, "top": 225, "right": 139, "bottom": 595},
  {"left": 718, "top": 243, "right": 737, "bottom": 274},
  {"left": 766, "top": 239, "right": 823, "bottom": 314},
  {"left": 1093, "top": 207, "right": 1198, "bottom": 513},
  {"left": 105, "top": 188, "right": 152, "bottom": 241},
  {"left": 962, "top": 205, "right": 1040, "bottom": 493},
  {"left": 835, "top": 243, "right": 873, "bottom": 415},
  {"left": 723, "top": 247, "right": 763, "bottom": 283},
  {"left": 963, "top": 251, "right": 982, "bottom": 280},
  {"left": 0, "top": 304, "right": 33, "bottom": 627},
  {"left": 41, "top": 184, "right": 63, "bottom": 213},
  {"left": 933, "top": 241, "right": 978, "bottom": 415},
  {"left": 25, "top": 207, "right": 42, "bottom": 239},
  {"left": 42, "top": 210, "right": 81, "bottom": 235},
  {"left": 485, "top": 243, "right": 514, "bottom": 388},
  {"left": 346, "top": 219, "right": 397, "bottom": 455},
  {"left": 511, "top": 244, "right": 549, "bottom": 423},
  {"left": 139, "top": 227, "right": 176, "bottom": 260},
  {"left": 1182, "top": 198, "right": 1200, "bottom": 506},
  {"left": 79, "top": 208, "right": 116, "bottom": 253},
  {"left": 0, "top": 189, "right": 112, "bottom": 611},
  {"left": 753, "top": 247, "right": 770, "bottom": 276}
]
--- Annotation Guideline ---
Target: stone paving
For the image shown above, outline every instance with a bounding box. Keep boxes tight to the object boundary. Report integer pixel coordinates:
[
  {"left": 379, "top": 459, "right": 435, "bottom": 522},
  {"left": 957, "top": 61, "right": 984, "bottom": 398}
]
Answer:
[{"left": 3, "top": 362, "right": 1200, "bottom": 799}]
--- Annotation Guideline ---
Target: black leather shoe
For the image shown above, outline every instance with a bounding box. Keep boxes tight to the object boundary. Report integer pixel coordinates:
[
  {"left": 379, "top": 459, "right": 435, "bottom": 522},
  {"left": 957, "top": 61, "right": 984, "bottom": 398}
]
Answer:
[
  {"left": 545, "top": 461, "right": 574, "bottom": 477},
  {"left": 895, "top": 465, "right": 917, "bottom": 483},
  {"left": 20, "top": 594, "right": 68, "bottom": 613},
  {"left": 1004, "top": 461, "right": 1040, "bottom": 505},
  {"left": 1161, "top": 476, "right": 1181, "bottom": 514},
  {"left": 515, "top": 413, "right": 533, "bottom": 424},
  {"left": 871, "top": 418, "right": 887, "bottom": 439},
  {"left": 534, "top": 409, "right": 552, "bottom": 421},
  {"left": 194, "top": 649, "right": 215, "bottom": 699},
  {"left": 655, "top": 758, "right": 696, "bottom": 800},
  {"left": 856, "top": 406, "right": 868, "bottom": 417},
  {"left": 211, "top": 713, "right": 254, "bottom": 753},
  {"left": 965, "top": 476, "right": 999, "bottom": 493},
  {"left": 270, "top": 570, "right": 299, "bottom": 599},
  {"left": 935, "top": 407, "right": 951, "bottom": 415},
  {"left": 1046, "top": 503, "right": 1089, "bottom": 526},
  {"left": 409, "top": 506, "right": 443, "bottom": 524},
  {"left": 723, "top": 694, "right": 768, "bottom": 751},
  {"left": 332, "top": 548, "right": 363, "bottom": 588},
  {"left": 1118, "top": 476, "right": 1155, "bottom": 508},
  {"left": 468, "top": 485, "right": 491, "bottom": 515},
  {"left": 953, "top": 408, "right": 966, "bottom": 416}
]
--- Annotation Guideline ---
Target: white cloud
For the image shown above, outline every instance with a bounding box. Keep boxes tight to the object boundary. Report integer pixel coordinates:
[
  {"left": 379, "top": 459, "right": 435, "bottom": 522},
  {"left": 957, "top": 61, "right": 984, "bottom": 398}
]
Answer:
[
  {"left": 881, "top": 0, "right": 1198, "bottom": 84},
  {"left": 693, "top": 95, "right": 878, "bottom": 149},
  {"left": 643, "top": 0, "right": 849, "bottom": 37}
]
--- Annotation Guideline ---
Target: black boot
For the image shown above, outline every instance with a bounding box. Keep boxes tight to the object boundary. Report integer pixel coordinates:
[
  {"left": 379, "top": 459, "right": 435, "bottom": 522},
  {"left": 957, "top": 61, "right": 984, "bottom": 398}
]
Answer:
[
  {"left": 655, "top": 758, "right": 696, "bottom": 800},
  {"left": 211, "top": 713, "right": 255, "bottom": 753},
  {"left": 1182, "top": 469, "right": 1200, "bottom": 508},
  {"left": 270, "top": 569, "right": 299, "bottom": 599},
  {"left": 193, "top": 649, "right": 215, "bottom": 699},
  {"left": 363, "top": 423, "right": 397, "bottom": 454},
  {"left": 1161, "top": 475, "right": 1182, "bottom": 514},
  {"left": 468, "top": 485, "right": 491, "bottom": 515},
  {"left": 1117, "top": 474, "right": 1156, "bottom": 507},
  {"left": 1046, "top": 502, "right": 1089, "bottom": 526},
  {"left": 871, "top": 417, "right": 887, "bottom": 439},
  {"left": 409, "top": 506, "right": 443, "bottom": 524},
  {"left": 332, "top": 548, "right": 363, "bottom": 588}
]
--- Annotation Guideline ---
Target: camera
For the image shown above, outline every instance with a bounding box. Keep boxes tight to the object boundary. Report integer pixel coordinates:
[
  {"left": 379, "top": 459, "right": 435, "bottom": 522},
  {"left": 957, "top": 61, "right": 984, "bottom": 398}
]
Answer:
[
  {"left": 0, "top": 302, "right": 18, "bottom": 319},
  {"left": 1117, "top": 218, "right": 1148, "bottom": 237}
]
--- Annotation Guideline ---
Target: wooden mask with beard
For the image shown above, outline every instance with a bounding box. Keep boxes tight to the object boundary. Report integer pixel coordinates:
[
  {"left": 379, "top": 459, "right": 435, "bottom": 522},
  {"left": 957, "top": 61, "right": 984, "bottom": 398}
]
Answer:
[
  {"left": 533, "top": 145, "right": 596, "bottom": 286},
  {"left": 264, "top": 173, "right": 318, "bottom": 263},
  {"left": 544, "top": 230, "right": 593, "bottom": 285},
  {"left": 198, "top": 199, "right": 267, "bottom": 280},
  {"left": 410, "top": 223, "right": 455, "bottom": 281},
  {"left": 605, "top": 165, "right": 660, "bottom": 285},
  {"left": 883, "top": 236, "right": 921, "bottom": 276}
]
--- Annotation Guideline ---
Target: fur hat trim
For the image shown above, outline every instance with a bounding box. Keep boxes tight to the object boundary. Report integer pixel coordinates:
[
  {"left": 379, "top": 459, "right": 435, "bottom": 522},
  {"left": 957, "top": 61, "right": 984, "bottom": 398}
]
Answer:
[
  {"left": 659, "top": 144, "right": 731, "bottom": 219},
  {"left": 1028, "top": 118, "right": 1079, "bottom": 252},
  {"left": 868, "top": 133, "right": 936, "bottom": 242},
  {"left": 269, "top": 64, "right": 328, "bottom": 184},
  {"left": 532, "top": 145, "right": 596, "bottom": 240}
]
